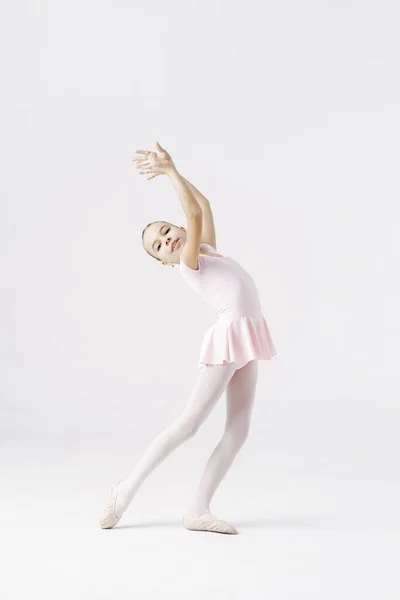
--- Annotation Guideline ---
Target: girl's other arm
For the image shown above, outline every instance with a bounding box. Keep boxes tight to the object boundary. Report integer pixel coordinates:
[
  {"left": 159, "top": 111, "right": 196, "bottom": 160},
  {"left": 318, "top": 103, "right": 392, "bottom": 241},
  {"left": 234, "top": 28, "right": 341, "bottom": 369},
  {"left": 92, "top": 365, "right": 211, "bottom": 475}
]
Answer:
[
  {"left": 167, "top": 168, "right": 202, "bottom": 218},
  {"left": 181, "top": 176, "right": 217, "bottom": 249}
]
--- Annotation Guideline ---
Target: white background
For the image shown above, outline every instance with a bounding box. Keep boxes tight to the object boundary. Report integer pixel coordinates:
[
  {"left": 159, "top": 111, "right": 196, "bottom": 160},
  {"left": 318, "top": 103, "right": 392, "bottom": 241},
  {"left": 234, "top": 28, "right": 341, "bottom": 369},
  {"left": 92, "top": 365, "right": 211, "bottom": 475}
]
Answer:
[{"left": 1, "top": 1, "right": 399, "bottom": 598}]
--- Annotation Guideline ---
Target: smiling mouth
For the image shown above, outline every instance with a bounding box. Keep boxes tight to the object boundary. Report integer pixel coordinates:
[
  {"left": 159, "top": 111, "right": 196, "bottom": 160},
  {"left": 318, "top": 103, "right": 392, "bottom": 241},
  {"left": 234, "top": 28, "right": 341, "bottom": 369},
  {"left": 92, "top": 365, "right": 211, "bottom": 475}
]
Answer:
[{"left": 171, "top": 238, "right": 179, "bottom": 252}]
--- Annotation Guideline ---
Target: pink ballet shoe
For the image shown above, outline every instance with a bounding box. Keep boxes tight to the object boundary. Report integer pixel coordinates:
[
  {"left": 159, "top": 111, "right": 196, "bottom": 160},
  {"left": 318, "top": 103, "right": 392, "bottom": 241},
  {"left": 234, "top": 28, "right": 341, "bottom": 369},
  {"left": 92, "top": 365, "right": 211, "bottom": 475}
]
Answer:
[
  {"left": 182, "top": 512, "right": 238, "bottom": 534},
  {"left": 99, "top": 480, "right": 123, "bottom": 529}
]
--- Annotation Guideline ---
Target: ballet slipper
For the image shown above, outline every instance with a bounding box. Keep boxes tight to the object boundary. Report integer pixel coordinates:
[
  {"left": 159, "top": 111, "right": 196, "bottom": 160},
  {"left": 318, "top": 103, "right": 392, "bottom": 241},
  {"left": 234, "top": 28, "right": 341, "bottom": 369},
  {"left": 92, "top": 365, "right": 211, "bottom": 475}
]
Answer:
[
  {"left": 182, "top": 512, "right": 238, "bottom": 534},
  {"left": 99, "top": 480, "right": 124, "bottom": 529}
]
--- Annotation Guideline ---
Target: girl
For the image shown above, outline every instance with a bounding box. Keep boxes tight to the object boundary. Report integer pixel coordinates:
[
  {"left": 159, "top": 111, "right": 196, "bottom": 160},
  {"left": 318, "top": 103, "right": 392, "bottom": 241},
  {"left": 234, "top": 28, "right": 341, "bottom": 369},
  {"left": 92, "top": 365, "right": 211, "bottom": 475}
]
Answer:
[{"left": 99, "top": 142, "right": 277, "bottom": 534}]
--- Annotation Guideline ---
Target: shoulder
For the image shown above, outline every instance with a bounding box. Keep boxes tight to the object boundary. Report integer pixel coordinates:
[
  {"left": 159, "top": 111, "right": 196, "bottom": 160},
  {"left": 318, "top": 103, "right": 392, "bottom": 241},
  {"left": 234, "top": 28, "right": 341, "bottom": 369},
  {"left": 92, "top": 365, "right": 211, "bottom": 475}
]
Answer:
[
  {"left": 180, "top": 243, "right": 208, "bottom": 275},
  {"left": 180, "top": 254, "right": 205, "bottom": 275},
  {"left": 201, "top": 242, "right": 217, "bottom": 252}
]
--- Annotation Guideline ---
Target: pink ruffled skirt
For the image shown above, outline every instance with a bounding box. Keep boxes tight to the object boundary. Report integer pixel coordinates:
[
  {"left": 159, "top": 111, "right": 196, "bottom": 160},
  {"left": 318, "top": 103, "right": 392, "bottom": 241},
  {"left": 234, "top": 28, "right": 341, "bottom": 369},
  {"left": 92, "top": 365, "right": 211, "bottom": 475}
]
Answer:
[{"left": 198, "top": 315, "right": 277, "bottom": 371}]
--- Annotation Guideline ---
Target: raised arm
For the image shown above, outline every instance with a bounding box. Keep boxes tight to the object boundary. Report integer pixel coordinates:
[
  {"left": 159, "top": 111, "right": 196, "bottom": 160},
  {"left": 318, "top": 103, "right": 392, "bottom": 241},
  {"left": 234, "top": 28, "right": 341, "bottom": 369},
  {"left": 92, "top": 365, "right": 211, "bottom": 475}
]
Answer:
[
  {"left": 133, "top": 143, "right": 205, "bottom": 269},
  {"left": 181, "top": 176, "right": 217, "bottom": 250},
  {"left": 166, "top": 170, "right": 205, "bottom": 270},
  {"left": 167, "top": 169, "right": 202, "bottom": 218}
]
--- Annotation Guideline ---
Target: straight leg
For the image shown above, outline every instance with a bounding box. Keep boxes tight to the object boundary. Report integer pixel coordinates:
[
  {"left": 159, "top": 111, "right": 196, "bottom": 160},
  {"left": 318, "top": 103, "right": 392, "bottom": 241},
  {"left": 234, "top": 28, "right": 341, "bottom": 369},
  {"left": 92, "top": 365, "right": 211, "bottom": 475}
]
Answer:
[{"left": 185, "top": 360, "right": 259, "bottom": 517}]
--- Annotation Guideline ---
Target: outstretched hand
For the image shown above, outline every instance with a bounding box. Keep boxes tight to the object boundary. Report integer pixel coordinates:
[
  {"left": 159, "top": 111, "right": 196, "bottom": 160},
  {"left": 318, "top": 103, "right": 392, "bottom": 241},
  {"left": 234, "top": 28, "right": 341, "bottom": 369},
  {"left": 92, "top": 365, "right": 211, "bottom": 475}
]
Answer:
[{"left": 132, "top": 141, "right": 176, "bottom": 180}]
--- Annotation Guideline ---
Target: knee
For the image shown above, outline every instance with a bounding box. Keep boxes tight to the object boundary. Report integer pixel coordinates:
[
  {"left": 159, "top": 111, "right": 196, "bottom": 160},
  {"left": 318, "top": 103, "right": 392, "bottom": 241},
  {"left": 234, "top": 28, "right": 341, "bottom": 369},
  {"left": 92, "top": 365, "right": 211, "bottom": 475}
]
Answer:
[
  {"left": 225, "top": 423, "right": 251, "bottom": 446},
  {"left": 171, "top": 417, "right": 201, "bottom": 441},
  {"left": 236, "top": 426, "right": 250, "bottom": 445}
]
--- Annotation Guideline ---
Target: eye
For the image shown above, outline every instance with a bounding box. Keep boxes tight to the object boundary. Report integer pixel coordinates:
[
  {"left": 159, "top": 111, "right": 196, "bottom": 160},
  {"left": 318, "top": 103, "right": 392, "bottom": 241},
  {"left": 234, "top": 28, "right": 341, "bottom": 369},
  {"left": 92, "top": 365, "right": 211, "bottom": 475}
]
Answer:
[{"left": 157, "top": 227, "right": 170, "bottom": 251}]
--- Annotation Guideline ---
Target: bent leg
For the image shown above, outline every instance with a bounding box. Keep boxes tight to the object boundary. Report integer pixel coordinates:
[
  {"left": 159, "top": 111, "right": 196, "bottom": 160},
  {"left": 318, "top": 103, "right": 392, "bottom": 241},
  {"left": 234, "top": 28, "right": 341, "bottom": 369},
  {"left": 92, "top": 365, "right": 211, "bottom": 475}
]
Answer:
[
  {"left": 186, "top": 360, "right": 258, "bottom": 517},
  {"left": 115, "top": 362, "right": 237, "bottom": 517}
]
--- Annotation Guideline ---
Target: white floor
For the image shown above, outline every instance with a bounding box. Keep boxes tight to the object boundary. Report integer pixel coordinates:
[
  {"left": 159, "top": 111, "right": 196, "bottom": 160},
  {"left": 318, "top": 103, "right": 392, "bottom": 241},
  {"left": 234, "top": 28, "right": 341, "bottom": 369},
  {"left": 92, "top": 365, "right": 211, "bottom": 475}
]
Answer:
[{"left": 3, "top": 435, "right": 400, "bottom": 600}]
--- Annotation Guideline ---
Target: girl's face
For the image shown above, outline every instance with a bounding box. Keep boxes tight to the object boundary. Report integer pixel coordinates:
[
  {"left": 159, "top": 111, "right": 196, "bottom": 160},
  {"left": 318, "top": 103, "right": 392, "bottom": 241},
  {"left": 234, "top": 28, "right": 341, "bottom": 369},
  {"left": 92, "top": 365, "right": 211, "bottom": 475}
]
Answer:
[{"left": 143, "top": 221, "right": 187, "bottom": 266}]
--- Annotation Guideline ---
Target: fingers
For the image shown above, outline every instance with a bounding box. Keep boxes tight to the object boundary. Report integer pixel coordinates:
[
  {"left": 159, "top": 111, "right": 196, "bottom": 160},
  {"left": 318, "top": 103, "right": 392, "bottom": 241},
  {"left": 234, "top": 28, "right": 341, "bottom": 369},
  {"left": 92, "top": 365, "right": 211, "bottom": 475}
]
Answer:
[
  {"left": 139, "top": 168, "right": 160, "bottom": 180},
  {"left": 132, "top": 148, "right": 161, "bottom": 180},
  {"left": 134, "top": 144, "right": 164, "bottom": 154},
  {"left": 156, "top": 141, "right": 169, "bottom": 154}
]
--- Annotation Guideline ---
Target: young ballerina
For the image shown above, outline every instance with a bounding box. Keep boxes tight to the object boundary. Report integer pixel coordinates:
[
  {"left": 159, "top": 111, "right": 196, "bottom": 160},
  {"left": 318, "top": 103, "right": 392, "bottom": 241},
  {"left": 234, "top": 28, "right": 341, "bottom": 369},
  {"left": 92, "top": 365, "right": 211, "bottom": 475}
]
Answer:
[{"left": 99, "top": 142, "right": 277, "bottom": 534}]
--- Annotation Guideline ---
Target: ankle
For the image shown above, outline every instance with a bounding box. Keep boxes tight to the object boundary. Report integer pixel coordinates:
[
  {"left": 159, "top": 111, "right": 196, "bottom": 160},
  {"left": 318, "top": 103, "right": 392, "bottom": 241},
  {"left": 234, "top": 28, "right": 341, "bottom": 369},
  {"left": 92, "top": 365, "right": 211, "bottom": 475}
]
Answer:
[
  {"left": 185, "top": 506, "right": 211, "bottom": 518},
  {"left": 114, "top": 480, "right": 133, "bottom": 517}
]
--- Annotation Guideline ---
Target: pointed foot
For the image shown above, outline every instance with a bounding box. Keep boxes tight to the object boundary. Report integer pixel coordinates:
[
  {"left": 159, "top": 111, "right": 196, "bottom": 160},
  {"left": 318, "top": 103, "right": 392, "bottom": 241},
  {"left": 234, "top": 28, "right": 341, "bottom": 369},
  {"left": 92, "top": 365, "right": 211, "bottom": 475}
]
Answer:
[{"left": 99, "top": 481, "right": 123, "bottom": 529}]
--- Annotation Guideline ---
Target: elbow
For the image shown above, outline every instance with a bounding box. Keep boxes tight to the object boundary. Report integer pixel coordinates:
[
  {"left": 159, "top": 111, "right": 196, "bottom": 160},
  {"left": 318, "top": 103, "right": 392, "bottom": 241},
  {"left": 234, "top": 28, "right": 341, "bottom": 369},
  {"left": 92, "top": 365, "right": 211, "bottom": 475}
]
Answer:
[
  {"left": 186, "top": 208, "right": 203, "bottom": 221},
  {"left": 187, "top": 205, "right": 202, "bottom": 219}
]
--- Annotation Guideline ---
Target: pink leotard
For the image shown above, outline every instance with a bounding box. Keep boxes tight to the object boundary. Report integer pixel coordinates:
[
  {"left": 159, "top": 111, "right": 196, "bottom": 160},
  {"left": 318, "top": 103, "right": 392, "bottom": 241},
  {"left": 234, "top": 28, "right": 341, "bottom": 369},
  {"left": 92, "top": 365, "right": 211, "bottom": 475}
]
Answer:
[{"left": 180, "top": 243, "right": 277, "bottom": 370}]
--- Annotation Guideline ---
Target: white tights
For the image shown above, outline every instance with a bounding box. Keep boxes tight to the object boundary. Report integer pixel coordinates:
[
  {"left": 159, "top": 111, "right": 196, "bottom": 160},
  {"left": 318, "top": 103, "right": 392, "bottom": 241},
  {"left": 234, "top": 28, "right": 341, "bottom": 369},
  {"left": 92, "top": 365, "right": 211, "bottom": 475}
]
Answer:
[{"left": 115, "top": 359, "right": 259, "bottom": 518}]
